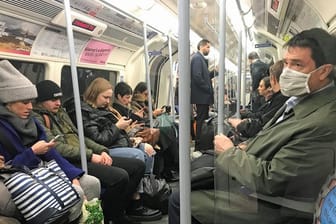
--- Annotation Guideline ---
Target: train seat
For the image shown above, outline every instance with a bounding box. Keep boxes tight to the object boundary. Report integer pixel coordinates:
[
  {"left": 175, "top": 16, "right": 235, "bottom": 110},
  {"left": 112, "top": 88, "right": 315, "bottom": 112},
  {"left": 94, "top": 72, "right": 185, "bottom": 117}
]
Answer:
[{"left": 314, "top": 172, "right": 336, "bottom": 224}]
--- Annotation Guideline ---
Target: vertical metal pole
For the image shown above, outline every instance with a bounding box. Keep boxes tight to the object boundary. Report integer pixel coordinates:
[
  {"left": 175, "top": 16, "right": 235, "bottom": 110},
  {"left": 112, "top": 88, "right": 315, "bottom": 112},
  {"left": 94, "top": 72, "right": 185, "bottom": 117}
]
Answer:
[
  {"left": 143, "top": 22, "right": 154, "bottom": 129},
  {"left": 178, "top": 0, "right": 191, "bottom": 223},
  {"left": 235, "top": 31, "right": 243, "bottom": 118},
  {"left": 167, "top": 34, "right": 176, "bottom": 119},
  {"left": 242, "top": 29, "right": 247, "bottom": 109},
  {"left": 217, "top": 0, "right": 226, "bottom": 134},
  {"left": 63, "top": 0, "right": 87, "bottom": 172}
]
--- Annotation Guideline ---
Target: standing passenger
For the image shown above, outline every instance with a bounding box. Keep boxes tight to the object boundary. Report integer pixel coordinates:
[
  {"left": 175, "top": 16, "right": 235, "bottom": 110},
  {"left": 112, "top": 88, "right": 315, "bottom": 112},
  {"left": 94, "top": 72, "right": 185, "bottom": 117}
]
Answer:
[
  {"left": 191, "top": 39, "right": 215, "bottom": 151},
  {"left": 248, "top": 51, "right": 269, "bottom": 112},
  {"left": 169, "top": 28, "right": 336, "bottom": 224}
]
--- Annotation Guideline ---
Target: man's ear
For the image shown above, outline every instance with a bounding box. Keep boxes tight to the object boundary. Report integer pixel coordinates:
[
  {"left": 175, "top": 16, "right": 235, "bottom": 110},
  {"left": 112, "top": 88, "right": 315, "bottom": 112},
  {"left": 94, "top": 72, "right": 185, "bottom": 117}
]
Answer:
[{"left": 319, "top": 64, "right": 333, "bottom": 80}]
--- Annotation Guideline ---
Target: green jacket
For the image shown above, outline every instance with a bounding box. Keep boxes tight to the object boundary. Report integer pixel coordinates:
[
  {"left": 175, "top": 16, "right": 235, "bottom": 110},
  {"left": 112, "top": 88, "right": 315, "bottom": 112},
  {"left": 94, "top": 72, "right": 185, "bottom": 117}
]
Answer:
[
  {"left": 218, "top": 86, "right": 336, "bottom": 199},
  {"left": 33, "top": 106, "right": 108, "bottom": 162},
  {"left": 192, "top": 86, "right": 336, "bottom": 223}
]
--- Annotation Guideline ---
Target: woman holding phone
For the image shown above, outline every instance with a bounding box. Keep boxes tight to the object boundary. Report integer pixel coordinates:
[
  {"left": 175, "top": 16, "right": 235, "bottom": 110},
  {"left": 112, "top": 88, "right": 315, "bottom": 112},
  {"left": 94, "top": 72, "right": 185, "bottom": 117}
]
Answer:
[{"left": 0, "top": 60, "right": 100, "bottom": 223}]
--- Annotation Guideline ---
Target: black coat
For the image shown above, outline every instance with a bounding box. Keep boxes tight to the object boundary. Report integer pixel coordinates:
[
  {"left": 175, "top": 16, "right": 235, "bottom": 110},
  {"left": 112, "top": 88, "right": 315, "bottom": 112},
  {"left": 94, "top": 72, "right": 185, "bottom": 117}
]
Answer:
[
  {"left": 67, "top": 101, "right": 132, "bottom": 149},
  {"left": 190, "top": 52, "right": 214, "bottom": 104},
  {"left": 112, "top": 102, "right": 143, "bottom": 122},
  {"left": 250, "top": 59, "right": 269, "bottom": 91},
  {"left": 237, "top": 91, "right": 289, "bottom": 138}
]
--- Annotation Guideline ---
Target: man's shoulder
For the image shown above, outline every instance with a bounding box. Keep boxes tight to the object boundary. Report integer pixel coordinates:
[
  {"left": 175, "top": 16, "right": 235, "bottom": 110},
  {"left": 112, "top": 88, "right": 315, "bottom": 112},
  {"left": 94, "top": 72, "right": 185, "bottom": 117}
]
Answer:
[
  {"left": 252, "top": 60, "right": 268, "bottom": 69},
  {"left": 191, "top": 52, "right": 203, "bottom": 61}
]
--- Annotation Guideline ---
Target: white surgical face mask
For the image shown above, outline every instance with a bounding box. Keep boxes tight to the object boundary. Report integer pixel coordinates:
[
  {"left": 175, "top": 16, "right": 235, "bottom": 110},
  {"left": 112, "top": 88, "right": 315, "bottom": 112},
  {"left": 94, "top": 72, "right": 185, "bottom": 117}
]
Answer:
[{"left": 279, "top": 67, "right": 320, "bottom": 97}]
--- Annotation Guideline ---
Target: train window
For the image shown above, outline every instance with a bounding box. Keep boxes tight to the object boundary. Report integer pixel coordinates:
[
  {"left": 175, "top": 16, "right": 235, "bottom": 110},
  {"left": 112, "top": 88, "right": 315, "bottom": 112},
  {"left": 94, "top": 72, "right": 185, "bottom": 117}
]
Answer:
[
  {"left": 3, "top": 59, "right": 45, "bottom": 84},
  {"left": 61, "top": 66, "right": 117, "bottom": 101}
]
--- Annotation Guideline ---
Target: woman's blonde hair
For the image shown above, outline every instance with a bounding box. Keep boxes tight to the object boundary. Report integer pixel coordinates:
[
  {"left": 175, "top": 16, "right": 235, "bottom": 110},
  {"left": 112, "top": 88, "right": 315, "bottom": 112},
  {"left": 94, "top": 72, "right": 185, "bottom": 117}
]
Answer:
[{"left": 83, "top": 77, "right": 112, "bottom": 107}]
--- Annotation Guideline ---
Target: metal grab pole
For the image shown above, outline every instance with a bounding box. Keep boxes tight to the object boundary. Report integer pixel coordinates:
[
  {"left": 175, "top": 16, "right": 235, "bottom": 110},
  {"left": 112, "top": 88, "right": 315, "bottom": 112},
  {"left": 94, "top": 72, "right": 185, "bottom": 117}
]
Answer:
[
  {"left": 167, "top": 34, "right": 176, "bottom": 119},
  {"left": 217, "top": 0, "right": 227, "bottom": 134},
  {"left": 143, "top": 22, "right": 154, "bottom": 129},
  {"left": 178, "top": 0, "right": 191, "bottom": 223},
  {"left": 235, "top": 31, "right": 243, "bottom": 118},
  {"left": 63, "top": 0, "right": 87, "bottom": 172},
  {"left": 242, "top": 29, "right": 247, "bottom": 109}
]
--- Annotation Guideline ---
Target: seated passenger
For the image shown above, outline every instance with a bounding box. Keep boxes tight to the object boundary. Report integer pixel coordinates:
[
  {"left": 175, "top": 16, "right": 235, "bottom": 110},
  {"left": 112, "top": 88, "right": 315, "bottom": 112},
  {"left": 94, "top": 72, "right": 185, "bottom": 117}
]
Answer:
[
  {"left": 131, "top": 82, "right": 179, "bottom": 181},
  {"left": 113, "top": 82, "right": 160, "bottom": 147},
  {"left": 113, "top": 81, "right": 146, "bottom": 122},
  {"left": 0, "top": 60, "right": 100, "bottom": 223},
  {"left": 239, "top": 76, "right": 272, "bottom": 119},
  {"left": 169, "top": 28, "right": 336, "bottom": 224},
  {"left": 66, "top": 77, "right": 162, "bottom": 221},
  {"left": 131, "top": 81, "right": 165, "bottom": 118},
  {"left": 32, "top": 80, "right": 153, "bottom": 224},
  {"left": 228, "top": 60, "right": 288, "bottom": 138}
]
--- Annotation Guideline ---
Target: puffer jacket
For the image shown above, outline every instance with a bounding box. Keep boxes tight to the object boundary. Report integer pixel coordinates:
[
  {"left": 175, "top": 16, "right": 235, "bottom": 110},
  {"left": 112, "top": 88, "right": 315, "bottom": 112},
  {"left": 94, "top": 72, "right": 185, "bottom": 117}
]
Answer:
[{"left": 67, "top": 101, "right": 132, "bottom": 149}]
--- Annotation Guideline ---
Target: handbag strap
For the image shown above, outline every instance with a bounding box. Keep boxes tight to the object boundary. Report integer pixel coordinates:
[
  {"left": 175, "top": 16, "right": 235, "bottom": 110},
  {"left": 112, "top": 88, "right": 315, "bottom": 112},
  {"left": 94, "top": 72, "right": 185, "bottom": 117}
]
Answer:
[
  {"left": 43, "top": 114, "right": 52, "bottom": 129},
  {"left": 0, "top": 126, "right": 17, "bottom": 157}
]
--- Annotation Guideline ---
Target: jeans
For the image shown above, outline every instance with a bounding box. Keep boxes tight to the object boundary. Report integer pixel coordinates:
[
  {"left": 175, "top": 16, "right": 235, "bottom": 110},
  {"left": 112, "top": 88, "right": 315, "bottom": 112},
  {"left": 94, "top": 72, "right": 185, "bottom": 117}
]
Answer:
[{"left": 109, "top": 146, "right": 154, "bottom": 174}]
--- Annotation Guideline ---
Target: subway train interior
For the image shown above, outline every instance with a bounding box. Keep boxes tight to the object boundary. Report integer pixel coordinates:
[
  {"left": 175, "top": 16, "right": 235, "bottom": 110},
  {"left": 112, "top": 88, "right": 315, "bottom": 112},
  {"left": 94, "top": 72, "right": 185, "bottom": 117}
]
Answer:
[{"left": 0, "top": 0, "right": 336, "bottom": 223}]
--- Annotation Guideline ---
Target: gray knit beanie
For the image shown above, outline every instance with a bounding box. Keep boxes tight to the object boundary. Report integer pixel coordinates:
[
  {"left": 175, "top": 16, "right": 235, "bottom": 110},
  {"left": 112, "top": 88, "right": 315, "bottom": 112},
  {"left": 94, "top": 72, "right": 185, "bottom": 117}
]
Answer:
[{"left": 0, "top": 60, "right": 37, "bottom": 103}]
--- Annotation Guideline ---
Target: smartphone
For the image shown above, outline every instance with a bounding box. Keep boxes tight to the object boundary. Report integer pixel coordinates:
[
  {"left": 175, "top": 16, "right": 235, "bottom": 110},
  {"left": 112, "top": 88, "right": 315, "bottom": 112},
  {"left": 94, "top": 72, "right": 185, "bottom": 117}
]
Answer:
[{"left": 51, "top": 134, "right": 63, "bottom": 142}]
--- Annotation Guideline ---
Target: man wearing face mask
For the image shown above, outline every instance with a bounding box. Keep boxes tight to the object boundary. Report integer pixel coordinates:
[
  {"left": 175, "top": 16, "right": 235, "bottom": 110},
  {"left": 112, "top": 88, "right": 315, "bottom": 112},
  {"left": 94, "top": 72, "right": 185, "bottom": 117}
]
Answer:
[{"left": 169, "top": 28, "right": 336, "bottom": 224}]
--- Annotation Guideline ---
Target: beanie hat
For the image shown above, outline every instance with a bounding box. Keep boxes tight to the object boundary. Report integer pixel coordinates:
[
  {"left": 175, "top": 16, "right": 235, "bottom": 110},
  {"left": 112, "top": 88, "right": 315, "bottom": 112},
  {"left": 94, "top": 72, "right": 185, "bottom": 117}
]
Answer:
[
  {"left": 35, "top": 80, "right": 63, "bottom": 103},
  {"left": 0, "top": 60, "right": 37, "bottom": 103}
]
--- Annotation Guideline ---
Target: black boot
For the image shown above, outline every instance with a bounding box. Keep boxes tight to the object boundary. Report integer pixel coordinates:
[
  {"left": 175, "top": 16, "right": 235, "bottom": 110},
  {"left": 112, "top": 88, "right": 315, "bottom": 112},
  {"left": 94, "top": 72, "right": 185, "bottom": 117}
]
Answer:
[{"left": 126, "top": 199, "right": 162, "bottom": 222}]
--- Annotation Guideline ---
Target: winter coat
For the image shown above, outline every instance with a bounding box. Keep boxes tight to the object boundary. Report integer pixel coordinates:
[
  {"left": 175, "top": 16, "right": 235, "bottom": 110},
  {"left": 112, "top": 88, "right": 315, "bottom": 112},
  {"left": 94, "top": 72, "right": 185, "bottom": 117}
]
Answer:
[
  {"left": 250, "top": 59, "right": 269, "bottom": 91},
  {"left": 237, "top": 91, "right": 289, "bottom": 138},
  {"left": 0, "top": 118, "right": 83, "bottom": 180},
  {"left": 190, "top": 51, "right": 214, "bottom": 104},
  {"left": 33, "top": 107, "right": 108, "bottom": 162},
  {"left": 67, "top": 101, "right": 132, "bottom": 149},
  {"left": 192, "top": 86, "right": 336, "bottom": 223}
]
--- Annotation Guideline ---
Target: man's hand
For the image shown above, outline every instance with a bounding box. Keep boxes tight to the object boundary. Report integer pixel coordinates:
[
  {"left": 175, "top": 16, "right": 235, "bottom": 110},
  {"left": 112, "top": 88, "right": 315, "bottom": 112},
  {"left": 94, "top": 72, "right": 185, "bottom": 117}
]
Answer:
[
  {"left": 91, "top": 152, "right": 112, "bottom": 166},
  {"left": 214, "top": 134, "right": 234, "bottom": 154},
  {"left": 101, "top": 152, "right": 112, "bottom": 166}
]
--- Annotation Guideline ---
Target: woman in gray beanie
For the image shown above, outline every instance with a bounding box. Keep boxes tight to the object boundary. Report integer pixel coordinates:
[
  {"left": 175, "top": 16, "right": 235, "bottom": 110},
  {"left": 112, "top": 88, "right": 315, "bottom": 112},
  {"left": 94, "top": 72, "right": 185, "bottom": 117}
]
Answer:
[{"left": 0, "top": 60, "right": 100, "bottom": 223}]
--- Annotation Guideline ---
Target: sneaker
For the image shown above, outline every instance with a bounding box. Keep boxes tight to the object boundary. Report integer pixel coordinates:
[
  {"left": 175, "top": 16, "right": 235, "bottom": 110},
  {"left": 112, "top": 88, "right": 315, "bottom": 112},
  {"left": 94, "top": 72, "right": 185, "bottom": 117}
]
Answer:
[{"left": 127, "top": 205, "right": 162, "bottom": 222}]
